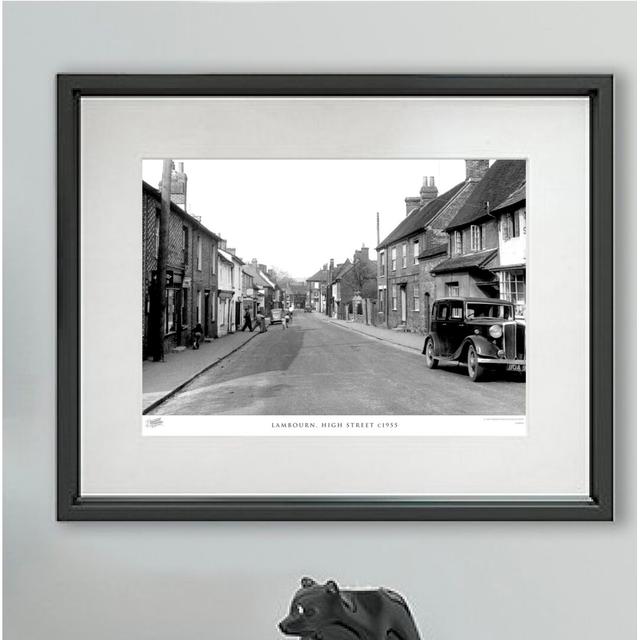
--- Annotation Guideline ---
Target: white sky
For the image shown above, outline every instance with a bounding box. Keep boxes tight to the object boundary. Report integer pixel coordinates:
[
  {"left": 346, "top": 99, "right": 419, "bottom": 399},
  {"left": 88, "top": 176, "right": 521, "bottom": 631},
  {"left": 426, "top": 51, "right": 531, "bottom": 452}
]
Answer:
[{"left": 142, "top": 159, "right": 466, "bottom": 279}]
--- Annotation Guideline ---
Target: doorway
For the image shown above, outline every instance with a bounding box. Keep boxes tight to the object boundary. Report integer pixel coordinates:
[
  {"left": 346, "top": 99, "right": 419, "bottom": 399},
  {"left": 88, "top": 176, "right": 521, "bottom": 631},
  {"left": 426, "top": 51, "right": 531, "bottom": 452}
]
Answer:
[{"left": 400, "top": 285, "right": 407, "bottom": 323}]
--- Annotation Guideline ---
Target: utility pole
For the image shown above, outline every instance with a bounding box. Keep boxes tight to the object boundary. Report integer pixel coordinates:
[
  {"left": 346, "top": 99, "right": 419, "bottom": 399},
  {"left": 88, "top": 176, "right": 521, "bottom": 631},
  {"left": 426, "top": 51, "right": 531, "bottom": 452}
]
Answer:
[{"left": 152, "top": 159, "right": 172, "bottom": 361}]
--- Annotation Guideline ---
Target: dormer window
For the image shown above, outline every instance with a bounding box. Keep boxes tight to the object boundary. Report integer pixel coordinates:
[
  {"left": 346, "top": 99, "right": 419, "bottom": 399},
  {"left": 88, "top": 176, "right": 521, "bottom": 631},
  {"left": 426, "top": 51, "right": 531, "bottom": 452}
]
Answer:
[
  {"left": 452, "top": 230, "right": 463, "bottom": 255},
  {"left": 470, "top": 225, "right": 483, "bottom": 251}
]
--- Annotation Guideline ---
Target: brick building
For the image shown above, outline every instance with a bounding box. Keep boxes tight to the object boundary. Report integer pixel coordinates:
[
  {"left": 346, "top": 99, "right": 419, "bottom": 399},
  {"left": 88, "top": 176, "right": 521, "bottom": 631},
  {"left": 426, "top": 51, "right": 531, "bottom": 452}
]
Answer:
[
  {"left": 306, "top": 265, "right": 329, "bottom": 312},
  {"left": 142, "top": 181, "right": 219, "bottom": 358},
  {"left": 243, "top": 259, "right": 276, "bottom": 314},
  {"left": 431, "top": 160, "right": 526, "bottom": 308},
  {"left": 328, "top": 247, "right": 377, "bottom": 320}
]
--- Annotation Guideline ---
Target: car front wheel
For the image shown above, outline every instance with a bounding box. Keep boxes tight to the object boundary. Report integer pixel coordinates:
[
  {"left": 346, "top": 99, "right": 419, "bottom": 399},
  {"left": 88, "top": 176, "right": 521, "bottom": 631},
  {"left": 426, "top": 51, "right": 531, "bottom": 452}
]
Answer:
[
  {"left": 425, "top": 338, "right": 438, "bottom": 369},
  {"left": 467, "top": 345, "right": 486, "bottom": 382}
]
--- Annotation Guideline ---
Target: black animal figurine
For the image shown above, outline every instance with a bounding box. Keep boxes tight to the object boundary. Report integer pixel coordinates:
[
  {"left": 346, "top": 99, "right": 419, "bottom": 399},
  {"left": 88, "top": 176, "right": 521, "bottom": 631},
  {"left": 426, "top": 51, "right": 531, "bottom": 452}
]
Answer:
[{"left": 278, "top": 577, "right": 422, "bottom": 640}]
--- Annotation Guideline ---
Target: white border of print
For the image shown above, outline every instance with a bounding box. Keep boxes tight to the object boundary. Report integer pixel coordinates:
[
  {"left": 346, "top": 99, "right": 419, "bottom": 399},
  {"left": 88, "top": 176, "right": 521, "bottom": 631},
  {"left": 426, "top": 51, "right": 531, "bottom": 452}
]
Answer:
[
  {"left": 80, "top": 97, "right": 588, "bottom": 497},
  {"left": 143, "top": 415, "right": 527, "bottom": 437}
]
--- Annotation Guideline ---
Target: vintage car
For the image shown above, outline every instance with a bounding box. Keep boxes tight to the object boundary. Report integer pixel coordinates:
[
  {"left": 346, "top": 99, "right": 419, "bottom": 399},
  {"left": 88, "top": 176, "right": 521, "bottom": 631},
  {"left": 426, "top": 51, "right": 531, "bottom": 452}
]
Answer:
[
  {"left": 269, "top": 308, "right": 284, "bottom": 325},
  {"left": 422, "top": 297, "right": 525, "bottom": 382}
]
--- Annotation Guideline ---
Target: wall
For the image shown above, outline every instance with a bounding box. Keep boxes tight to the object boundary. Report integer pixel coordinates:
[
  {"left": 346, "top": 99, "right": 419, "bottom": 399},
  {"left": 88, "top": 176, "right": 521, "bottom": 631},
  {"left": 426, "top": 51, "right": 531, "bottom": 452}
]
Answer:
[{"left": 3, "top": 3, "right": 636, "bottom": 640}]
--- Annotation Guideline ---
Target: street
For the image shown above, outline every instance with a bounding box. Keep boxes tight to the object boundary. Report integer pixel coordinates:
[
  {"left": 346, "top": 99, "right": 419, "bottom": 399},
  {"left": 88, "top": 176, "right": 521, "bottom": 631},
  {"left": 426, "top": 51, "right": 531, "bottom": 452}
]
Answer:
[{"left": 150, "top": 313, "right": 525, "bottom": 415}]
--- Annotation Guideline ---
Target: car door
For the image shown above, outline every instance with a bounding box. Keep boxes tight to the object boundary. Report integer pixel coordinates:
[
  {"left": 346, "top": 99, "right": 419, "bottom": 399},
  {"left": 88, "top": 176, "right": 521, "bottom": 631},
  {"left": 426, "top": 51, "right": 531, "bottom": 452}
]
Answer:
[
  {"left": 447, "top": 299, "right": 467, "bottom": 356},
  {"left": 431, "top": 301, "right": 449, "bottom": 356}
]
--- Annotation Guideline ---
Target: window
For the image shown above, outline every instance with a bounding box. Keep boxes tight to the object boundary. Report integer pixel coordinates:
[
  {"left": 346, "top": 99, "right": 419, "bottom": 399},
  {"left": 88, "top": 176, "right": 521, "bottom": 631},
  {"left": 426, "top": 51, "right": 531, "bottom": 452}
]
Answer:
[
  {"left": 413, "top": 239, "right": 420, "bottom": 264},
  {"left": 211, "top": 244, "right": 215, "bottom": 274},
  {"left": 437, "top": 303, "right": 448, "bottom": 320},
  {"left": 379, "top": 289, "right": 385, "bottom": 307},
  {"left": 502, "top": 213, "right": 515, "bottom": 241},
  {"left": 402, "top": 243, "right": 407, "bottom": 268},
  {"left": 413, "top": 294, "right": 420, "bottom": 312},
  {"left": 470, "top": 225, "right": 483, "bottom": 251},
  {"left": 391, "top": 285, "right": 397, "bottom": 310},
  {"left": 450, "top": 302, "right": 463, "bottom": 319},
  {"left": 379, "top": 251, "right": 386, "bottom": 276},
  {"left": 182, "top": 226, "right": 189, "bottom": 264},
  {"left": 499, "top": 271, "right": 526, "bottom": 316},
  {"left": 391, "top": 247, "right": 397, "bottom": 271},
  {"left": 447, "top": 281, "right": 460, "bottom": 296},
  {"left": 453, "top": 230, "right": 463, "bottom": 255},
  {"left": 196, "top": 235, "right": 202, "bottom": 270},
  {"left": 520, "top": 210, "right": 526, "bottom": 234}
]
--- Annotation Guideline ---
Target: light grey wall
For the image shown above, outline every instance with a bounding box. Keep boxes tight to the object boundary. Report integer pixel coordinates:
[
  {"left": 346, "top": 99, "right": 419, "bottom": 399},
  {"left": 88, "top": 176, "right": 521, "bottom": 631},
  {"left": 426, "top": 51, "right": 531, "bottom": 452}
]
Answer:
[{"left": 3, "top": 2, "right": 636, "bottom": 639}]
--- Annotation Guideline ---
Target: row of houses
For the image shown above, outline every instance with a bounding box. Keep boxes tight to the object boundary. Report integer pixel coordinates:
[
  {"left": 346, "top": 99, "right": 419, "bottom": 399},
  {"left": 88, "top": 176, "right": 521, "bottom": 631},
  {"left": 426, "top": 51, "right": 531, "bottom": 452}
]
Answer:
[
  {"left": 306, "top": 246, "right": 378, "bottom": 321},
  {"left": 142, "top": 163, "right": 281, "bottom": 359},
  {"left": 306, "top": 159, "right": 526, "bottom": 333}
]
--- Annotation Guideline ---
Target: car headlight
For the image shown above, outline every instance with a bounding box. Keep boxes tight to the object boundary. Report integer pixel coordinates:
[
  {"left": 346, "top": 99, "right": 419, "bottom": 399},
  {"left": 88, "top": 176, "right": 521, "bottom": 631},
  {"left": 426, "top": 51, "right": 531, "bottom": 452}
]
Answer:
[{"left": 489, "top": 324, "right": 503, "bottom": 339}]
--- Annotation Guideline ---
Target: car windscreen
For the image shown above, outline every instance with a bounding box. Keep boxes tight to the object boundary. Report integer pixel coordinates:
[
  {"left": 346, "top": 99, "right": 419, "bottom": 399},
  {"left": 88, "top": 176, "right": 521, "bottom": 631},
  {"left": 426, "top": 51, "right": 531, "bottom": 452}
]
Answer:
[{"left": 465, "top": 303, "right": 512, "bottom": 319}]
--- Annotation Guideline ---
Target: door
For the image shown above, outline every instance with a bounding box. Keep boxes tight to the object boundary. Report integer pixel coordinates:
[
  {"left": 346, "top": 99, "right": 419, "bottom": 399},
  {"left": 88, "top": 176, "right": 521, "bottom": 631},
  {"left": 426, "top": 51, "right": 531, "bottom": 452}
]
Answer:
[
  {"left": 424, "top": 292, "right": 431, "bottom": 332},
  {"left": 204, "top": 291, "right": 210, "bottom": 337},
  {"left": 400, "top": 286, "right": 407, "bottom": 323}
]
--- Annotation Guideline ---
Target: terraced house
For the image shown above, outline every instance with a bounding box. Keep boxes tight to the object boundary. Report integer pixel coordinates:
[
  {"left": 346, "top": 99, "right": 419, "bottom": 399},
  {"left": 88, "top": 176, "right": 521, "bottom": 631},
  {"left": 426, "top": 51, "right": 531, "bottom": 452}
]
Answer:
[
  {"left": 431, "top": 159, "right": 526, "bottom": 315},
  {"left": 142, "top": 180, "right": 220, "bottom": 358},
  {"left": 376, "top": 160, "right": 489, "bottom": 332}
]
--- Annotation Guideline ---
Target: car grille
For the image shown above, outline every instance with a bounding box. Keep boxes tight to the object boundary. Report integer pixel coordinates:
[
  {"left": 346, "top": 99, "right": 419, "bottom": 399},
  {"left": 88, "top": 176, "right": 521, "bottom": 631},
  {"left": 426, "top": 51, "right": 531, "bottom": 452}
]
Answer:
[{"left": 503, "top": 322, "right": 525, "bottom": 360}]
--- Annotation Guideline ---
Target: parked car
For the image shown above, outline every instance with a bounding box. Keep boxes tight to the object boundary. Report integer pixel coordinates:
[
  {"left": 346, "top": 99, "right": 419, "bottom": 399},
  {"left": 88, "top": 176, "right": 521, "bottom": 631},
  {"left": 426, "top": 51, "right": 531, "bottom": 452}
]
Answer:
[
  {"left": 422, "top": 297, "right": 525, "bottom": 382},
  {"left": 304, "top": 306, "right": 312, "bottom": 313},
  {"left": 270, "top": 308, "right": 284, "bottom": 325}
]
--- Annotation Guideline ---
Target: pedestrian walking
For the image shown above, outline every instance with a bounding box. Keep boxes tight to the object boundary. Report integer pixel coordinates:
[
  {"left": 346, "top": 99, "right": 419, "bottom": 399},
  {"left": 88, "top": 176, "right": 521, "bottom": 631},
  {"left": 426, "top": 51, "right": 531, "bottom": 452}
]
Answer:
[
  {"left": 192, "top": 322, "right": 204, "bottom": 349},
  {"left": 283, "top": 312, "right": 290, "bottom": 329},
  {"left": 288, "top": 304, "right": 294, "bottom": 324},
  {"left": 241, "top": 309, "right": 253, "bottom": 332}
]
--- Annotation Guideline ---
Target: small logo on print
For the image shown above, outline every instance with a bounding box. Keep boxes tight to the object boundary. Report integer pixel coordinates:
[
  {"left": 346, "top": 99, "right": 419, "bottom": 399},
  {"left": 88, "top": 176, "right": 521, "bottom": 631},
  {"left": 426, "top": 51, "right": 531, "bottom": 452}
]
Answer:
[{"left": 146, "top": 417, "right": 164, "bottom": 429}]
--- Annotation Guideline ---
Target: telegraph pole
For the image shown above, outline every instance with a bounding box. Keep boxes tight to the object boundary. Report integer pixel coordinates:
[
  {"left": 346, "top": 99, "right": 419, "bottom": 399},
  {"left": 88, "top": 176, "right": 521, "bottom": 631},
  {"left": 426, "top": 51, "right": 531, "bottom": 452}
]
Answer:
[{"left": 152, "top": 159, "right": 172, "bottom": 361}]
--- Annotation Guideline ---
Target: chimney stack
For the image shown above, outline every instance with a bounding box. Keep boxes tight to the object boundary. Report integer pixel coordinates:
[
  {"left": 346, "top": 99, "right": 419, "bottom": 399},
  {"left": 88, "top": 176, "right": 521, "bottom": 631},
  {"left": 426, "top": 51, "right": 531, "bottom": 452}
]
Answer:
[
  {"left": 329, "top": 258, "right": 335, "bottom": 272},
  {"left": 420, "top": 176, "right": 438, "bottom": 205},
  {"left": 405, "top": 196, "right": 421, "bottom": 216},
  {"left": 158, "top": 160, "right": 188, "bottom": 211},
  {"left": 465, "top": 159, "right": 490, "bottom": 182}
]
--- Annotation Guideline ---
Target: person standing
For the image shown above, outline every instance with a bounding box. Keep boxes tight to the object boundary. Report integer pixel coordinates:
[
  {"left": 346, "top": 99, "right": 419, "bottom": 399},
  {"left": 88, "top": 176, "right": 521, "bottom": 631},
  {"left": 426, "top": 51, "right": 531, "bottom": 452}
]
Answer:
[
  {"left": 257, "top": 308, "right": 267, "bottom": 333},
  {"left": 192, "top": 322, "right": 204, "bottom": 349},
  {"left": 283, "top": 311, "right": 289, "bottom": 330},
  {"left": 241, "top": 309, "right": 253, "bottom": 332}
]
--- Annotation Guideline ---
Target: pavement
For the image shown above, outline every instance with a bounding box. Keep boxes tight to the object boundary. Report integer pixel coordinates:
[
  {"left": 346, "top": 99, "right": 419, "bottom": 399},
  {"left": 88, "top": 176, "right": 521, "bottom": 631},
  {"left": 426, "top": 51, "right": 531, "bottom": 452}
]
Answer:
[
  {"left": 148, "top": 312, "right": 525, "bottom": 416},
  {"left": 325, "top": 317, "right": 425, "bottom": 352},
  {"left": 142, "top": 328, "right": 259, "bottom": 412}
]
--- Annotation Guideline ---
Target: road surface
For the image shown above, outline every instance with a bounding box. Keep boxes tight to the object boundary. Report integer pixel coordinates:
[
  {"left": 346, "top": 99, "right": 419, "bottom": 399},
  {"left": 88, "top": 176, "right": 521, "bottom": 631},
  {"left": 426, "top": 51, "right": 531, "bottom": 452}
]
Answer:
[{"left": 150, "top": 312, "right": 525, "bottom": 415}]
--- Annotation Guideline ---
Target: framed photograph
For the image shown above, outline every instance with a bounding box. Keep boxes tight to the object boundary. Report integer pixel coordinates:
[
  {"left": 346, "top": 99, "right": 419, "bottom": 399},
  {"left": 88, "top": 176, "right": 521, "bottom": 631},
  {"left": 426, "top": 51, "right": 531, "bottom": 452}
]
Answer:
[{"left": 58, "top": 74, "right": 612, "bottom": 520}]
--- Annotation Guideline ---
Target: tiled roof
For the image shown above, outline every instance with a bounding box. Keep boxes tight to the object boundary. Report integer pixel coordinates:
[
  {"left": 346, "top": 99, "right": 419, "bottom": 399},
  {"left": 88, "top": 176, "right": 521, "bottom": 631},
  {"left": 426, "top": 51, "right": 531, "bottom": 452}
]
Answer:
[
  {"left": 377, "top": 181, "right": 466, "bottom": 249},
  {"left": 431, "top": 248, "right": 498, "bottom": 274},
  {"left": 445, "top": 160, "right": 526, "bottom": 231},
  {"left": 243, "top": 263, "right": 274, "bottom": 289},
  {"left": 307, "top": 269, "right": 329, "bottom": 283},
  {"left": 333, "top": 260, "right": 352, "bottom": 280},
  {"left": 492, "top": 182, "right": 526, "bottom": 213},
  {"left": 418, "top": 238, "right": 448, "bottom": 260}
]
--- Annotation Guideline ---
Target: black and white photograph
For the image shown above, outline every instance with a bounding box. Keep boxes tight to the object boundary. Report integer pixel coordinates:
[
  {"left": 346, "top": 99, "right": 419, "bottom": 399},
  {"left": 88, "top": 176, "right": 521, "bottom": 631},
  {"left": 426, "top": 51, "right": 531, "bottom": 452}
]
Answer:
[{"left": 142, "top": 158, "right": 526, "bottom": 430}]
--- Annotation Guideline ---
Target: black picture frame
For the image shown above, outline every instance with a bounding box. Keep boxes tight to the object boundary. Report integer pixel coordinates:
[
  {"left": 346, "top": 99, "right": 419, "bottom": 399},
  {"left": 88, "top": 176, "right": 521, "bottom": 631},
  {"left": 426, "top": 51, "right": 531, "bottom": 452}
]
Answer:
[{"left": 57, "top": 74, "right": 613, "bottom": 521}]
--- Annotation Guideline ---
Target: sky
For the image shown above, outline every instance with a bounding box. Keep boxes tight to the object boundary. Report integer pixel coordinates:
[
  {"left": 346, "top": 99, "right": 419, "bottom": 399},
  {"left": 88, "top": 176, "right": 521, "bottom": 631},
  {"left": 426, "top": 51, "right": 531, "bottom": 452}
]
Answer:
[{"left": 142, "top": 159, "right": 467, "bottom": 280}]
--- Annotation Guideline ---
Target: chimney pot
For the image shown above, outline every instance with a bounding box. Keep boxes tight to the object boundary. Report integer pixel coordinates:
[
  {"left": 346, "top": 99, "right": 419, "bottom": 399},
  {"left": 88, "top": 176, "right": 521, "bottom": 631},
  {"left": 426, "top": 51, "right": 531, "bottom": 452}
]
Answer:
[{"left": 419, "top": 176, "right": 438, "bottom": 206}]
